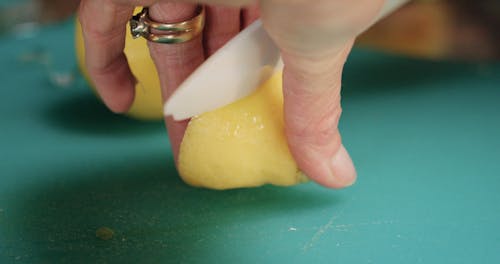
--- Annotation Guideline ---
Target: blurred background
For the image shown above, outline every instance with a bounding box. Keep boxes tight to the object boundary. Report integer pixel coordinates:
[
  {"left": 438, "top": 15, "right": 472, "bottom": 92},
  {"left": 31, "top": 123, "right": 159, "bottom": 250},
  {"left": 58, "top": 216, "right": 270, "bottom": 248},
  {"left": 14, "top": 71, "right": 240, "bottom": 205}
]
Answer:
[
  {"left": 1, "top": 1, "right": 499, "bottom": 263},
  {"left": 1, "top": 0, "right": 499, "bottom": 61}
]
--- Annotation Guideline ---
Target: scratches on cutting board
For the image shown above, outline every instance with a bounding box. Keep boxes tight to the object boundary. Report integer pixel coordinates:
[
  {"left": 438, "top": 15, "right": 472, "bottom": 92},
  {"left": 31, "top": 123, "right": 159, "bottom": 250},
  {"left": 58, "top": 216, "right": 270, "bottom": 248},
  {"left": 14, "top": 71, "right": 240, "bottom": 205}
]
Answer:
[
  {"left": 302, "top": 210, "right": 343, "bottom": 251},
  {"left": 302, "top": 213, "right": 399, "bottom": 251},
  {"left": 333, "top": 219, "right": 399, "bottom": 232}
]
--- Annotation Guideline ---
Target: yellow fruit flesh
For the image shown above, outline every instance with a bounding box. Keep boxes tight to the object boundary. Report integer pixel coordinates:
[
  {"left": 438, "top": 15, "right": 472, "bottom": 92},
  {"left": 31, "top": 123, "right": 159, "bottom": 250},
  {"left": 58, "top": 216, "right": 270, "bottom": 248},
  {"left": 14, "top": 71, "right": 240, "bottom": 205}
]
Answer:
[
  {"left": 75, "top": 9, "right": 163, "bottom": 120},
  {"left": 178, "top": 72, "right": 308, "bottom": 190}
]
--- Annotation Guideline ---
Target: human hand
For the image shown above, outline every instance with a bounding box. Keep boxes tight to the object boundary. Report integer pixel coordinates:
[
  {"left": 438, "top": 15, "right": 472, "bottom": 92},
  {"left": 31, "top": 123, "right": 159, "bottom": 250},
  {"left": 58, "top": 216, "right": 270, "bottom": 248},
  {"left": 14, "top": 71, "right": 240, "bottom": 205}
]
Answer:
[
  {"left": 256, "top": 0, "right": 386, "bottom": 188},
  {"left": 78, "top": 0, "right": 259, "bottom": 159},
  {"left": 78, "top": 0, "right": 387, "bottom": 188}
]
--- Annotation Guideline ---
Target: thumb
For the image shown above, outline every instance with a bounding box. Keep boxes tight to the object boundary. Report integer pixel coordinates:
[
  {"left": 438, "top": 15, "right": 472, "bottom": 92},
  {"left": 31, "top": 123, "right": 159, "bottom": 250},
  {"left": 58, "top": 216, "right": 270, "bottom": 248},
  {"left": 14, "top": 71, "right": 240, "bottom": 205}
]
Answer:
[{"left": 281, "top": 43, "right": 356, "bottom": 188}]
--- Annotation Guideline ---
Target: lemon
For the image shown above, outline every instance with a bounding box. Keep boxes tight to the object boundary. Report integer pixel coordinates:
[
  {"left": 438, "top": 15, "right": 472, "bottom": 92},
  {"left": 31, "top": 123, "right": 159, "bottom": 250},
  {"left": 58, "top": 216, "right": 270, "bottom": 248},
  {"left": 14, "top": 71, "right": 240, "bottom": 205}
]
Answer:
[
  {"left": 178, "top": 72, "right": 308, "bottom": 190},
  {"left": 75, "top": 8, "right": 163, "bottom": 120}
]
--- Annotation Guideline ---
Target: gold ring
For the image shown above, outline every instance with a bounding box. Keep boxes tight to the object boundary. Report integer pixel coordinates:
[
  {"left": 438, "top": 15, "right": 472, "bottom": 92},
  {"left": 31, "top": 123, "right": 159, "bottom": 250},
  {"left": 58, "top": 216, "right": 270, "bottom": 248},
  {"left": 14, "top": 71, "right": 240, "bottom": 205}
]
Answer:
[{"left": 129, "top": 6, "right": 205, "bottom": 44}]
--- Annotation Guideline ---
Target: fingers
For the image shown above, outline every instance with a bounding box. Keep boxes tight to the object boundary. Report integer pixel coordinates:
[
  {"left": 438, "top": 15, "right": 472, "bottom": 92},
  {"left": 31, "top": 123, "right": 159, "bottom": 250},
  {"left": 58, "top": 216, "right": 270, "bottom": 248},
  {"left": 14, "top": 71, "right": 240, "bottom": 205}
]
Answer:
[
  {"left": 148, "top": 2, "right": 257, "bottom": 161},
  {"left": 148, "top": 2, "right": 205, "bottom": 161},
  {"left": 203, "top": 6, "right": 241, "bottom": 57},
  {"left": 241, "top": 4, "right": 260, "bottom": 27},
  {"left": 281, "top": 43, "right": 357, "bottom": 188},
  {"left": 78, "top": 0, "right": 136, "bottom": 113}
]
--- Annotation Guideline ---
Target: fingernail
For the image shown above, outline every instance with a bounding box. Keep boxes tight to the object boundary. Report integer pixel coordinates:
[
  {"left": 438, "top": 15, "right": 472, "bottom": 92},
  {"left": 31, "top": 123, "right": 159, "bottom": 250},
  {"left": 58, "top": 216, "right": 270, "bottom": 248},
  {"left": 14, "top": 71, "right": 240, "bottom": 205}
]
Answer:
[{"left": 330, "top": 145, "right": 357, "bottom": 187}]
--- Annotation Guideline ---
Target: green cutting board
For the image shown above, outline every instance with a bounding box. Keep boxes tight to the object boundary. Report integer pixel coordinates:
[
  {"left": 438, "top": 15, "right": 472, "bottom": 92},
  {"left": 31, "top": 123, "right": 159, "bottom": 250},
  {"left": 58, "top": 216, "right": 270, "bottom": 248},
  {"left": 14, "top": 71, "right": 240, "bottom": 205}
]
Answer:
[{"left": 1, "top": 18, "right": 499, "bottom": 263}]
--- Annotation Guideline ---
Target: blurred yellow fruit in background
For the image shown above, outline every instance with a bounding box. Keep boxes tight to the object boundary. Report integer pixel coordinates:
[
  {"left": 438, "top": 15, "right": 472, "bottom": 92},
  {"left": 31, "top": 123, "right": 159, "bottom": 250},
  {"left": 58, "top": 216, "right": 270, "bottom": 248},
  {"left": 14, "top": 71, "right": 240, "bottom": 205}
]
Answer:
[{"left": 74, "top": 9, "right": 163, "bottom": 120}]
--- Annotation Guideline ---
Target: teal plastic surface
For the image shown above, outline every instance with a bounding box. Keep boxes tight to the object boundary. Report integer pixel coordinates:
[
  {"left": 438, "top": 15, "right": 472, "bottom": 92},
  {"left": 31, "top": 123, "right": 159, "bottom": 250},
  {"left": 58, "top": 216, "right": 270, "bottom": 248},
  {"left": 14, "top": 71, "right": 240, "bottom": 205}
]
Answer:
[{"left": 1, "top": 19, "right": 499, "bottom": 263}]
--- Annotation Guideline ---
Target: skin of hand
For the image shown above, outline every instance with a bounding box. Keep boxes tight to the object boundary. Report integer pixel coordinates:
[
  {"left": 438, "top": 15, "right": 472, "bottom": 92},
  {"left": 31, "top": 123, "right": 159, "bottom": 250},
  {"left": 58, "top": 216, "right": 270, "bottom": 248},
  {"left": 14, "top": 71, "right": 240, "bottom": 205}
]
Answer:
[{"left": 78, "top": 0, "right": 385, "bottom": 188}]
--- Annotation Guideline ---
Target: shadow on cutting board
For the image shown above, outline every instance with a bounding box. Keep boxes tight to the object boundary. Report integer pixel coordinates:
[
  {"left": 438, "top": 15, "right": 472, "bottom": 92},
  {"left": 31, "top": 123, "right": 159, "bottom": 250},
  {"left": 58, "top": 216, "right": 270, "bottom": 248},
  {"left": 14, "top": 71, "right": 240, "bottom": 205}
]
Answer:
[
  {"left": 42, "top": 92, "right": 163, "bottom": 136},
  {"left": 4, "top": 153, "right": 337, "bottom": 262}
]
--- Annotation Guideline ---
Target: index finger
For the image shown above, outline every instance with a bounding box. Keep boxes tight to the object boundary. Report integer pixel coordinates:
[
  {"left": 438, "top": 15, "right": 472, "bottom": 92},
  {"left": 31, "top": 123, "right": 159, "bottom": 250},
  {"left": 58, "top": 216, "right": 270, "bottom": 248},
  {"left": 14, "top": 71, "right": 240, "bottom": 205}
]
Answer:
[{"left": 78, "top": 0, "right": 137, "bottom": 113}]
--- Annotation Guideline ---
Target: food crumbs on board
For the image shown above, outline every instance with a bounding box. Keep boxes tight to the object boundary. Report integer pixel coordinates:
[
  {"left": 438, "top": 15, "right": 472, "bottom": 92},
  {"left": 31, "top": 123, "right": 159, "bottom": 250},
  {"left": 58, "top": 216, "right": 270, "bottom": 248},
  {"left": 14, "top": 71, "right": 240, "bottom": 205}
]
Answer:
[{"left": 96, "top": 227, "right": 114, "bottom": 240}]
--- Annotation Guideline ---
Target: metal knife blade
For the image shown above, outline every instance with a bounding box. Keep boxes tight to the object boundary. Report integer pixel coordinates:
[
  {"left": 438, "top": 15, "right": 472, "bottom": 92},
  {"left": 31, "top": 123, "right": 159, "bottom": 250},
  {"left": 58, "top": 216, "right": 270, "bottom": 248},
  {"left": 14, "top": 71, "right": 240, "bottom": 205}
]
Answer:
[{"left": 163, "top": 20, "right": 281, "bottom": 121}]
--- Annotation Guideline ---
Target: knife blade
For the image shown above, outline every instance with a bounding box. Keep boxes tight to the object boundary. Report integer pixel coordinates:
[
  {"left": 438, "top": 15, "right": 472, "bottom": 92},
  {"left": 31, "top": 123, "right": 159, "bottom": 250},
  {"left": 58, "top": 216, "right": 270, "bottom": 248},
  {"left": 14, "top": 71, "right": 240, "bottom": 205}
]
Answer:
[{"left": 163, "top": 20, "right": 281, "bottom": 121}]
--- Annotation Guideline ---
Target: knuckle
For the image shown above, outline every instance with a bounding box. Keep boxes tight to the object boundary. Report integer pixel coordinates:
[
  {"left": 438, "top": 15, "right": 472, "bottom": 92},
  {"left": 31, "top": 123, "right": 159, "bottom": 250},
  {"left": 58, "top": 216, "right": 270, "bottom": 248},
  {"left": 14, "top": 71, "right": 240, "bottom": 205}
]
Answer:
[{"left": 286, "top": 101, "right": 342, "bottom": 148}]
